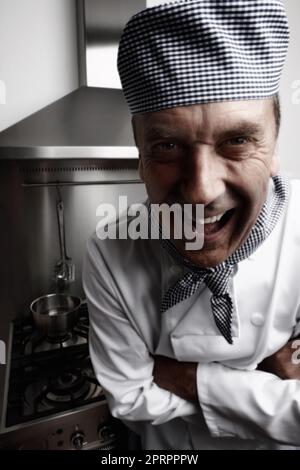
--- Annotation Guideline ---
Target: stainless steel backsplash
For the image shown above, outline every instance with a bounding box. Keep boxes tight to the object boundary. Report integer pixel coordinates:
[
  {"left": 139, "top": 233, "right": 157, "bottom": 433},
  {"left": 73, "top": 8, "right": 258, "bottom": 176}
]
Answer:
[{"left": 0, "top": 160, "right": 146, "bottom": 324}]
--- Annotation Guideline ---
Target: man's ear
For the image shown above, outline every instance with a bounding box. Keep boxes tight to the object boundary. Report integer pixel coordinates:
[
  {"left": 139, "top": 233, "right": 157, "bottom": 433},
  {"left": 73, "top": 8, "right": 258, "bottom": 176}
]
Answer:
[
  {"left": 138, "top": 157, "right": 144, "bottom": 182},
  {"left": 132, "top": 115, "right": 140, "bottom": 148},
  {"left": 132, "top": 116, "right": 145, "bottom": 182},
  {"left": 270, "top": 144, "right": 280, "bottom": 177}
]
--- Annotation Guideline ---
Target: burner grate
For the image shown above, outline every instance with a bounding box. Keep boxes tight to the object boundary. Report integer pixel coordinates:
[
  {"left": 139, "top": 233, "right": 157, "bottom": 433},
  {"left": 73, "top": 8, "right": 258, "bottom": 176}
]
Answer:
[{"left": 5, "top": 301, "right": 105, "bottom": 428}]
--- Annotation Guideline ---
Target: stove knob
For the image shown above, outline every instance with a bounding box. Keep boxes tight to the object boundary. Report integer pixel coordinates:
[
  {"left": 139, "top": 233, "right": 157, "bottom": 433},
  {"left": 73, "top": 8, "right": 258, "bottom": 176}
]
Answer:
[
  {"left": 71, "top": 431, "right": 85, "bottom": 450},
  {"left": 98, "top": 424, "right": 116, "bottom": 442}
]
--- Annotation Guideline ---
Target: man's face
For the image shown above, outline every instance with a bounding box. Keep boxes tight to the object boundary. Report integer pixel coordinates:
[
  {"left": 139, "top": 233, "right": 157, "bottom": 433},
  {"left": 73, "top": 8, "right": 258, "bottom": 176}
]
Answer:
[{"left": 134, "top": 99, "right": 278, "bottom": 267}]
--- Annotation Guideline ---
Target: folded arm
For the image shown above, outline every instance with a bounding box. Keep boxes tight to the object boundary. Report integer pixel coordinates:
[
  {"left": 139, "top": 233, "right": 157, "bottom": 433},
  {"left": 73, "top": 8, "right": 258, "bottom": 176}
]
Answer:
[{"left": 153, "top": 340, "right": 300, "bottom": 445}]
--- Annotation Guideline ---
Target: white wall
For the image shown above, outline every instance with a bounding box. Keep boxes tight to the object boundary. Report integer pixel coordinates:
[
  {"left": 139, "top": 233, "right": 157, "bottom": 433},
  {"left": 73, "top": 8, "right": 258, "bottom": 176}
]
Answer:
[
  {"left": 0, "top": 0, "right": 79, "bottom": 131},
  {"left": 0, "top": 0, "right": 299, "bottom": 177},
  {"left": 147, "top": 0, "right": 174, "bottom": 5}
]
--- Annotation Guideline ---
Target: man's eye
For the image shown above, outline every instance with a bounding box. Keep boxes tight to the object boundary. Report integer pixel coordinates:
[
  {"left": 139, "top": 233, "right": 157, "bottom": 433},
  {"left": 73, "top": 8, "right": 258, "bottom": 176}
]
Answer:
[
  {"left": 151, "top": 142, "right": 184, "bottom": 162},
  {"left": 227, "top": 136, "right": 250, "bottom": 146},
  {"left": 157, "top": 142, "right": 178, "bottom": 151}
]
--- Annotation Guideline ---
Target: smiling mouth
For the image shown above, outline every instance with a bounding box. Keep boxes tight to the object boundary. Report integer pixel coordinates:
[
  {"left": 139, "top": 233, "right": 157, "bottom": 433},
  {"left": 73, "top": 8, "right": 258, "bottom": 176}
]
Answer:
[{"left": 193, "top": 209, "right": 236, "bottom": 235}]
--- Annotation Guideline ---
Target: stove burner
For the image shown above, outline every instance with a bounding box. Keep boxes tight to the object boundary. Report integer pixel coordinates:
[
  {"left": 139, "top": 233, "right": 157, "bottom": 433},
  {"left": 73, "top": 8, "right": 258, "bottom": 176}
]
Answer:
[
  {"left": 6, "top": 303, "right": 107, "bottom": 427},
  {"left": 21, "top": 359, "right": 104, "bottom": 419},
  {"left": 43, "top": 370, "right": 91, "bottom": 405},
  {"left": 23, "top": 327, "right": 87, "bottom": 355},
  {"left": 45, "top": 331, "right": 72, "bottom": 344},
  {"left": 3, "top": 301, "right": 126, "bottom": 450}
]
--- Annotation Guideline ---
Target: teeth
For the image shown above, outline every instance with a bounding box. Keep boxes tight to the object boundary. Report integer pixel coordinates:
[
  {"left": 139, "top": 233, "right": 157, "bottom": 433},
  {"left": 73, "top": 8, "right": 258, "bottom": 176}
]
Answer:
[{"left": 197, "top": 212, "right": 225, "bottom": 225}]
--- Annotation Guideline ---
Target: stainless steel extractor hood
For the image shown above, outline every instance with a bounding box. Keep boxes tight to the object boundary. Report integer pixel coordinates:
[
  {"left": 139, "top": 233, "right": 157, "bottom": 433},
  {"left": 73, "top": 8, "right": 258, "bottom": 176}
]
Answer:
[{"left": 0, "top": 0, "right": 147, "bottom": 160}]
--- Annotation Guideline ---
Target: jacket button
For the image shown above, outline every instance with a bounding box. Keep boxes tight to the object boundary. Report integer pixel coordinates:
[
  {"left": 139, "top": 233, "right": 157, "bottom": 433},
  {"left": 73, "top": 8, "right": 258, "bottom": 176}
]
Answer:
[{"left": 251, "top": 313, "right": 265, "bottom": 327}]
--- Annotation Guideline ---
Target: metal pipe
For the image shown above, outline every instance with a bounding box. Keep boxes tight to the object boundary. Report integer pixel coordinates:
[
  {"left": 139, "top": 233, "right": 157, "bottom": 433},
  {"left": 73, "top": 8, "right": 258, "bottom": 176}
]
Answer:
[{"left": 22, "top": 179, "right": 142, "bottom": 188}]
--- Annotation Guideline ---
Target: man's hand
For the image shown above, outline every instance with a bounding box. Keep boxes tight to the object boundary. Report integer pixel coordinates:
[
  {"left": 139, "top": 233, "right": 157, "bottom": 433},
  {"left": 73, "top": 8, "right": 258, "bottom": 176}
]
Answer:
[
  {"left": 152, "top": 355, "right": 198, "bottom": 403},
  {"left": 257, "top": 339, "right": 300, "bottom": 380},
  {"left": 153, "top": 339, "right": 300, "bottom": 404}
]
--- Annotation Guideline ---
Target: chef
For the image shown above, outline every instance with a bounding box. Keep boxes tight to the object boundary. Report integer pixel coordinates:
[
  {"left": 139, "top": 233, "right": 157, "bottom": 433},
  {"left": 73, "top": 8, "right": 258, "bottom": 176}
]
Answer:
[{"left": 83, "top": 0, "right": 300, "bottom": 450}]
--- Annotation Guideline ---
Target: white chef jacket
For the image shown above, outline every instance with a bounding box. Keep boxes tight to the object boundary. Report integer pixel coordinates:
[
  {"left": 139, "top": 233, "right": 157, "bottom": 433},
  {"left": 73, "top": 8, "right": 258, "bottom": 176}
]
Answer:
[{"left": 82, "top": 178, "right": 300, "bottom": 450}]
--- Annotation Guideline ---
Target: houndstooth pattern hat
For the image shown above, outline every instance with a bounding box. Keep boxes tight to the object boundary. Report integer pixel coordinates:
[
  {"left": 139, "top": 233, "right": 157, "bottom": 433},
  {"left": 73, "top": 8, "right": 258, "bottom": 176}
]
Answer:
[{"left": 117, "top": 0, "right": 289, "bottom": 115}]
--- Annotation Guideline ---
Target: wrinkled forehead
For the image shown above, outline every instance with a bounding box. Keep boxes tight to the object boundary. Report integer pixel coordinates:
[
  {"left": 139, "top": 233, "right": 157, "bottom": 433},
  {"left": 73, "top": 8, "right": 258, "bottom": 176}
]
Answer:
[{"left": 133, "top": 99, "right": 274, "bottom": 139}]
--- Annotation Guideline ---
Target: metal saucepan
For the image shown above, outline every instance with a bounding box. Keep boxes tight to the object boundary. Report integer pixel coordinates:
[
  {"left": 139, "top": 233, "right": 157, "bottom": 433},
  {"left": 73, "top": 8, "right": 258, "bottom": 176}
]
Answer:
[{"left": 30, "top": 293, "right": 82, "bottom": 339}]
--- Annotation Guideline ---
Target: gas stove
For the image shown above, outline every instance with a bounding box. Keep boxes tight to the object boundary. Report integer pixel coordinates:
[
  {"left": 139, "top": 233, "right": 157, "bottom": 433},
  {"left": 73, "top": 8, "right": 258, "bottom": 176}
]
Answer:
[{"left": 0, "top": 302, "right": 128, "bottom": 450}]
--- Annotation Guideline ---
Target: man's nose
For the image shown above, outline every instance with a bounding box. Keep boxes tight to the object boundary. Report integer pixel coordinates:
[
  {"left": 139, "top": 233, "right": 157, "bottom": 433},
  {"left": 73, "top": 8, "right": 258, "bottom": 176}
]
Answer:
[{"left": 180, "top": 146, "right": 226, "bottom": 206}]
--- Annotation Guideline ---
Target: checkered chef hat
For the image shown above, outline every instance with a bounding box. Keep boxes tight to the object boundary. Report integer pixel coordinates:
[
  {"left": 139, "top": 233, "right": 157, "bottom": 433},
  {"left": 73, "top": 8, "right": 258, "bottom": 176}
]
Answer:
[{"left": 117, "top": 0, "right": 289, "bottom": 115}]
